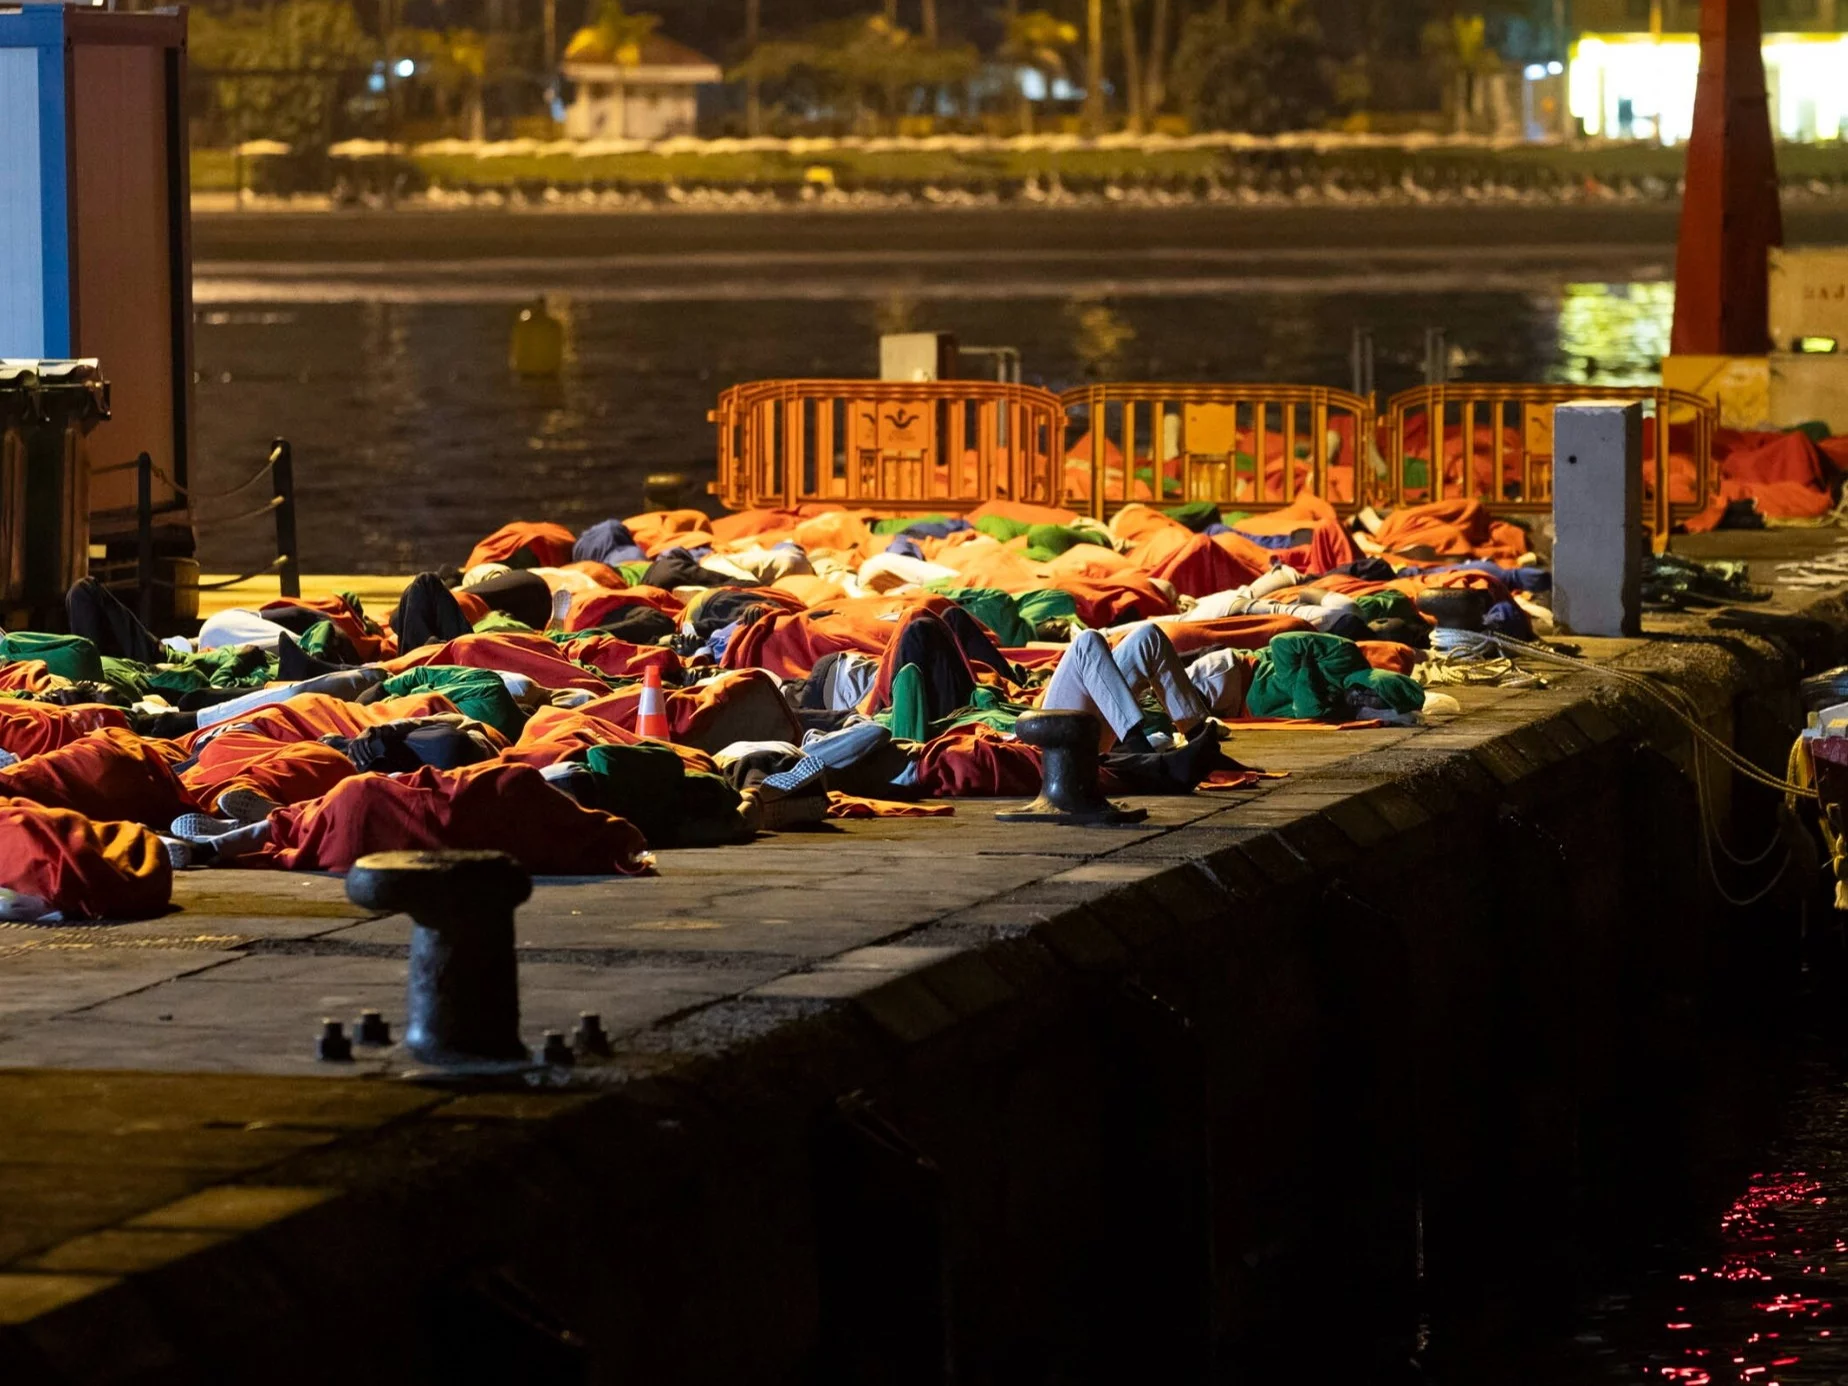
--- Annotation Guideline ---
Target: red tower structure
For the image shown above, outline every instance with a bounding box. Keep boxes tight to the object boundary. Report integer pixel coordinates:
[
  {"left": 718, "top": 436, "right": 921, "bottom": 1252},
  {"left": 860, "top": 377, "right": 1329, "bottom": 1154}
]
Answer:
[{"left": 1670, "top": 0, "right": 1783, "bottom": 355}]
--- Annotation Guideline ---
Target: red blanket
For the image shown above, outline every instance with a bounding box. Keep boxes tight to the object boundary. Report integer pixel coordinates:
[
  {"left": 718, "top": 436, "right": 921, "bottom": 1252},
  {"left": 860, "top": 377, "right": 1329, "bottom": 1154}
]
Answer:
[
  {"left": 256, "top": 762, "right": 654, "bottom": 875},
  {"left": 0, "top": 801, "right": 171, "bottom": 919},
  {"left": 0, "top": 704, "right": 132, "bottom": 760},
  {"left": 463, "top": 521, "right": 575, "bottom": 573},
  {"left": 1685, "top": 429, "right": 1840, "bottom": 531},
  {"left": 0, "top": 727, "right": 191, "bottom": 827},
  {"left": 382, "top": 632, "right": 610, "bottom": 694}
]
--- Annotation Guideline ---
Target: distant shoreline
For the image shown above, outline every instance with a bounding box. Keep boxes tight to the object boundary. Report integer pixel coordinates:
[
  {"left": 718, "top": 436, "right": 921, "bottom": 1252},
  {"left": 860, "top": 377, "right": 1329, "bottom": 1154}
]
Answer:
[{"left": 191, "top": 198, "right": 1848, "bottom": 268}]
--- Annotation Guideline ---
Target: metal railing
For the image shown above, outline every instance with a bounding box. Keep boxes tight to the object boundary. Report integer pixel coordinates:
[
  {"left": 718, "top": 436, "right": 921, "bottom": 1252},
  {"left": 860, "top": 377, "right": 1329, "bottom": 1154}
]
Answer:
[
  {"left": 96, "top": 438, "right": 299, "bottom": 623},
  {"left": 1380, "top": 385, "right": 1716, "bottom": 536},
  {"left": 1057, "top": 382, "right": 1376, "bottom": 520},
  {"left": 711, "top": 380, "right": 1063, "bottom": 513}
]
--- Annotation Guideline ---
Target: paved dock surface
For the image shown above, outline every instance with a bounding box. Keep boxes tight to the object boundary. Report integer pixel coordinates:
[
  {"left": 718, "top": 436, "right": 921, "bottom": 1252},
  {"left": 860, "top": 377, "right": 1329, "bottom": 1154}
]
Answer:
[
  {"left": 4, "top": 528, "right": 1846, "bottom": 1377},
  {"left": 0, "top": 718, "right": 1436, "bottom": 1078}
]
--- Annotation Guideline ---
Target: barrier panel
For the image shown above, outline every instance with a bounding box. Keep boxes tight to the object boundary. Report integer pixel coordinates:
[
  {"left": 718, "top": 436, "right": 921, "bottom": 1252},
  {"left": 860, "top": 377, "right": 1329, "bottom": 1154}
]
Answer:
[
  {"left": 712, "top": 378, "right": 1718, "bottom": 535},
  {"left": 1382, "top": 384, "right": 1717, "bottom": 536},
  {"left": 711, "top": 380, "right": 1063, "bottom": 513},
  {"left": 1057, "top": 383, "right": 1376, "bottom": 521}
]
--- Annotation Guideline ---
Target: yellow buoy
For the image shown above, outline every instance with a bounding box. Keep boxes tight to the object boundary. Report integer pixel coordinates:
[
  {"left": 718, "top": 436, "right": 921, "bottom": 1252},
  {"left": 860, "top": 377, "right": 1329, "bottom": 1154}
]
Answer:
[{"left": 509, "top": 299, "right": 564, "bottom": 377}]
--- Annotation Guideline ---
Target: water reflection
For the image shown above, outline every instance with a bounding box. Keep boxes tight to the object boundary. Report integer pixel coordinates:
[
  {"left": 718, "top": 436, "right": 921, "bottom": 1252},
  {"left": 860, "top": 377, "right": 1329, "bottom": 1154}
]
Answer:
[
  {"left": 1554, "top": 282, "right": 1678, "bottom": 387},
  {"left": 1530, "top": 1060, "right": 1848, "bottom": 1386},
  {"left": 190, "top": 279, "right": 1676, "bottom": 574},
  {"left": 1066, "top": 297, "right": 1138, "bottom": 377}
]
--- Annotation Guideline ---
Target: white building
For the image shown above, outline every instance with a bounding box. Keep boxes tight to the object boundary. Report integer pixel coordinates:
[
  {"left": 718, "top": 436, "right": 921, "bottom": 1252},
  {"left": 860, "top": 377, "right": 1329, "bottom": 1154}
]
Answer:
[{"left": 561, "top": 34, "right": 721, "bottom": 141}]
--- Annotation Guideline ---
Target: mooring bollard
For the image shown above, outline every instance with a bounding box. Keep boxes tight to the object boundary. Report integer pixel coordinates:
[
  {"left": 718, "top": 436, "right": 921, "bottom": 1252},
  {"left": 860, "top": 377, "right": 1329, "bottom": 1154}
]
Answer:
[
  {"left": 995, "top": 710, "right": 1149, "bottom": 826},
  {"left": 345, "top": 850, "right": 532, "bottom": 1068},
  {"left": 572, "top": 1011, "right": 612, "bottom": 1058}
]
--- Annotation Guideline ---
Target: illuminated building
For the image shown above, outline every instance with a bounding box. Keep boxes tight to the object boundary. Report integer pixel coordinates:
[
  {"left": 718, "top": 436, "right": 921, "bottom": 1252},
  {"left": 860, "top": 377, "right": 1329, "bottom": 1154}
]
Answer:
[{"left": 1568, "top": 0, "right": 1847, "bottom": 142}]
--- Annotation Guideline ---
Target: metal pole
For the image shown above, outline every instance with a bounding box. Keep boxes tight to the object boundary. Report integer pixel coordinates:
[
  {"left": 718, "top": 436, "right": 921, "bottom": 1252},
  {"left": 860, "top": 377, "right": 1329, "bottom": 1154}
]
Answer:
[
  {"left": 135, "top": 452, "right": 155, "bottom": 629},
  {"left": 270, "top": 438, "right": 301, "bottom": 599}
]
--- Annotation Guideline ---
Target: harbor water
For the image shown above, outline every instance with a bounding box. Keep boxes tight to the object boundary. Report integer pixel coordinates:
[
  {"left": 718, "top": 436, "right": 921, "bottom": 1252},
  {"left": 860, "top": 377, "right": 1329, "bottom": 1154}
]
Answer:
[{"left": 189, "top": 265, "right": 1675, "bottom": 577}]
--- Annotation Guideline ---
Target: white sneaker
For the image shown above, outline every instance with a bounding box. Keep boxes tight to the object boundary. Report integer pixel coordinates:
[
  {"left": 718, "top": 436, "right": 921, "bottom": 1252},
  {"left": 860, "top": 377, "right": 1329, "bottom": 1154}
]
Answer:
[
  {"left": 545, "top": 586, "right": 573, "bottom": 634},
  {"left": 215, "top": 788, "right": 280, "bottom": 826},
  {"left": 171, "top": 813, "right": 237, "bottom": 843}
]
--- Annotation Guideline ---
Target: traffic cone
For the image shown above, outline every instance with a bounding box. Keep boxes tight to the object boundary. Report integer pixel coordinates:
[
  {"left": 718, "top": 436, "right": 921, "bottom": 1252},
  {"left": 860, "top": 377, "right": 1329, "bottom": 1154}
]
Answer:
[{"left": 636, "top": 664, "right": 670, "bottom": 741}]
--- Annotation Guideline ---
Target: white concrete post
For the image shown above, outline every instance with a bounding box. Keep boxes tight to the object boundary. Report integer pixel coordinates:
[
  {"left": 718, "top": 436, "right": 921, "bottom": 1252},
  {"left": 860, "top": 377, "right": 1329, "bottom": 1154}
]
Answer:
[{"left": 1552, "top": 401, "right": 1643, "bottom": 638}]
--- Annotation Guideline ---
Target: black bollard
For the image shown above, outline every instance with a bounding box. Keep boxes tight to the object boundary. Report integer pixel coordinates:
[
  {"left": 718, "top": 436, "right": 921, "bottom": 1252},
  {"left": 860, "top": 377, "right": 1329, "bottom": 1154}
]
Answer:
[
  {"left": 995, "top": 710, "right": 1149, "bottom": 826},
  {"left": 346, "top": 850, "right": 532, "bottom": 1068}
]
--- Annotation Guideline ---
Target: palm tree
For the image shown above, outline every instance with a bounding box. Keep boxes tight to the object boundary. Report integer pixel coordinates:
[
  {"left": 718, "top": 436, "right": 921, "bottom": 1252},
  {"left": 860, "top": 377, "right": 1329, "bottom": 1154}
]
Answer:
[
  {"left": 732, "top": 15, "right": 975, "bottom": 134},
  {"left": 1142, "top": 0, "right": 1169, "bottom": 122},
  {"left": 1117, "top": 0, "right": 1143, "bottom": 131},
  {"left": 1083, "top": 0, "right": 1103, "bottom": 132},
  {"left": 998, "top": 8, "right": 1077, "bottom": 134},
  {"left": 1420, "top": 12, "right": 1499, "bottom": 134},
  {"left": 393, "top": 26, "right": 500, "bottom": 138},
  {"left": 744, "top": 0, "right": 762, "bottom": 133}
]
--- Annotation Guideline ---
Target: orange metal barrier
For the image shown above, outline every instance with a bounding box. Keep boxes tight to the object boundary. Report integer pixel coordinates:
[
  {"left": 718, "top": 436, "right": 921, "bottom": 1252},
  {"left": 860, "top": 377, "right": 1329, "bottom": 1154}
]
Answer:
[
  {"left": 710, "top": 380, "right": 1063, "bottom": 513},
  {"left": 1058, "top": 383, "right": 1375, "bottom": 521},
  {"left": 1381, "top": 384, "right": 1717, "bottom": 536}
]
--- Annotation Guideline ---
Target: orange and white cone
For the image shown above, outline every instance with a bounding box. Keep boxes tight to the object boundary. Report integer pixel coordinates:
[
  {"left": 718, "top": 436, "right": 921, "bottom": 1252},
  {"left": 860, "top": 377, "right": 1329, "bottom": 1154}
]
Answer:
[{"left": 636, "top": 664, "right": 671, "bottom": 741}]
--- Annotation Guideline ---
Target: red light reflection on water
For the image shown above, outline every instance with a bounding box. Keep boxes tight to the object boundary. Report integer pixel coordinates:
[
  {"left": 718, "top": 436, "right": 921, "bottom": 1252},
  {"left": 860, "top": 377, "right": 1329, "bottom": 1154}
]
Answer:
[{"left": 1613, "top": 1167, "right": 1844, "bottom": 1384}]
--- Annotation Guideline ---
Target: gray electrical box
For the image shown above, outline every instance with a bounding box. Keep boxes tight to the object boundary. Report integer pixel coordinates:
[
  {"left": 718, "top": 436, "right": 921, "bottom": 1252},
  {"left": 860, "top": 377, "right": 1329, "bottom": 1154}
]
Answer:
[{"left": 1552, "top": 401, "right": 1643, "bottom": 639}]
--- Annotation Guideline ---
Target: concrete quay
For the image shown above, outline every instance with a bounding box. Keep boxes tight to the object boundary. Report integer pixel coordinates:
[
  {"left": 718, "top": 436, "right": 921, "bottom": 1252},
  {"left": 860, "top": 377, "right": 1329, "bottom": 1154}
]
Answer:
[{"left": 0, "top": 530, "right": 1843, "bottom": 1382}]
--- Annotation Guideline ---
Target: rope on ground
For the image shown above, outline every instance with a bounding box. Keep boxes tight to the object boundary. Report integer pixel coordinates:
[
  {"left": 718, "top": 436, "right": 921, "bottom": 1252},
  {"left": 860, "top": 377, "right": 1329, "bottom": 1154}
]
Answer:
[{"left": 1417, "top": 628, "right": 1545, "bottom": 689}]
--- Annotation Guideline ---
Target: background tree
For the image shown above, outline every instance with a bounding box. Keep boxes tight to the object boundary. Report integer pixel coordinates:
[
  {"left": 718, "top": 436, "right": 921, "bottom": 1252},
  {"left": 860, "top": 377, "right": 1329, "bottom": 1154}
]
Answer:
[
  {"left": 1169, "top": 0, "right": 1334, "bottom": 133},
  {"left": 1420, "top": 12, "right": 1503, "bottom": 133},
  {"left": 395, "top": 26, "right": 509, "bottom": 139},
  {"left": 731, "top": 15, "right": 976, "bottom": 133},
  {"left": 743, "top": 0, "right": 764, "bottom": 134},
  {"left": 996, "top": 8, "right": 1078, "bottom": 133},
  {"left": 192, "top": 0, "right": 376, "bottom": 149},
  {"left": 1082, "top": 0, "right": 1102, "bottom": 132},
  {"left": 1142, "top": 0, "right": 1170, "bottom": 124},
  {"left": 1116, "top": 0, "right": 1143, "bottom": 130}
]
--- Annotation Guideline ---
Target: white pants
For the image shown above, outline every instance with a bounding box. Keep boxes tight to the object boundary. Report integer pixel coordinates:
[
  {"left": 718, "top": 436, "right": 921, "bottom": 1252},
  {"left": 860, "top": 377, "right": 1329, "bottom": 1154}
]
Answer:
[{"left": 1039, "top": 623, "right": 1212, "bottom": 749}]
